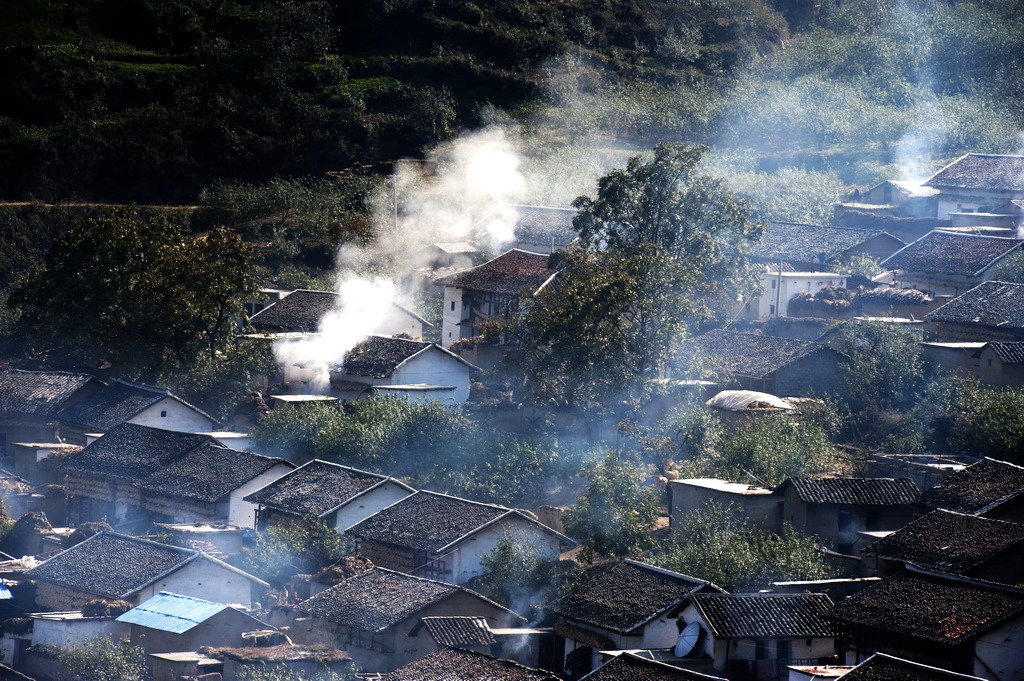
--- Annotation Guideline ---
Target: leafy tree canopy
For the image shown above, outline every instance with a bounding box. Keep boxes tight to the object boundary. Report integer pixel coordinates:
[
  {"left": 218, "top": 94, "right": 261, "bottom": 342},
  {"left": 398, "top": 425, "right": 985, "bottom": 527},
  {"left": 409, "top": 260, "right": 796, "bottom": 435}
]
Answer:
[
  {"left": 48, "top": 636, "right": 147, "bottom": 681},
  {"left": 242, "top": 515, "right": 345, "bottom": 585}
]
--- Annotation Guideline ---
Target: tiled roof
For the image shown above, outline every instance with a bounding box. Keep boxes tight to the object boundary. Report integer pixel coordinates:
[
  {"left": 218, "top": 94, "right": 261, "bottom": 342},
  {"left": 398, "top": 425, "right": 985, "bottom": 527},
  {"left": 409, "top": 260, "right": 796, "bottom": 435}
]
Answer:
[
  {"left": 250, "top": 289, "right": 428, "bottom": 331},
  {"left": 925, "top": 281, "right": 1024, "bottom": 329},
  {"left": 341, "top": 335, "right": 432, "bottom": 378},
  {"left": 506, "top": 205, "right": 578, "bottom": 247},
  {"left": 778, "top": 477, "right": 920, "bottom": 506},
  {"left": 548, "top": 560, "right": 713, "bottom": 634},
  {"left": 751, "top": 222, "right": 903, "bottom": 264},
  {"left": 689, "top": 593, "right": 834, "bottom": 639},
  {"left": 863, "top": 509, "right": 1024, "bottom": 574},
  {"left": 881, "top": 231, "right": 1022, "bottom": 277},
  {"left": 582, "top": 653, "right": 727, "bottom": 681},
  {"left": 434, "top": 249, "right": 553, "bottom": 295},
  {"left": 921, "top": 457, "right": 1024, "bottom": 515},
  {"left": 839, "top": 653, "right": 986, "bottom": 681},
  {"left": 686, "top": 330, "right": 836, "bottom": 379},
  {"left": 244, "top": 459, "right": 403, "bottom": 517},
  {"left": 62, "top": 423, "right": 216, "bottom": 483},
  {"left": 346, "top": 491, "right": 512, "bottom": 555},
  {"left": 295, "top": 567, "right": 506, "bottom": 632},
  {"left": 383, "top": 648, "right": 557, "bottom": 681},
  {"left": 828, "top": 569, "right": 1024, "bottom": 645},
  {"left": 415, "top": 616, "right": 496, "bottom": 647},
  {"left": 25, "top": 532, "right": 196, "bottom": 600},
  {"left": 923, "top": 154, "right": 1024, "bottom": 193},
  {"left": 55, "top": 380, "right": 212, "bottom": 432},
  {"left": 136, "top": 442, "right": 288, "bottom": 503},
  {"left": 0, "top": 370, "right": 94, "bottom": 416},
  {"left": 985, "top": 342, "right": 1024, "bottom": 364}
]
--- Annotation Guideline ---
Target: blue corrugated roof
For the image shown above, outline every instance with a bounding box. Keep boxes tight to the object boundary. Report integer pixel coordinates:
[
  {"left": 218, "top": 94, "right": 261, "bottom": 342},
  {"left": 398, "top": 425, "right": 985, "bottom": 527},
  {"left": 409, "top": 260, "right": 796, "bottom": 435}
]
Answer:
[{"left": 116, "top": 591, "right": 229, "bottom": 633}]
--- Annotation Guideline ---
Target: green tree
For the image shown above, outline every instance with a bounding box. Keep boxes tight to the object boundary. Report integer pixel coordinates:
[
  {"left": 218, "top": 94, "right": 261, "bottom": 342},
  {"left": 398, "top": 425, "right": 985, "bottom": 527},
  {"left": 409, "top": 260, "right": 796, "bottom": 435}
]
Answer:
[
  {"left": 519, "top": 143, "right": 761, "bottom": 409},
  {"left": 12, "top": 209, "right": 257, "bottom": 375},
  {"left": 992, "top": 251, "right": 1024, "bottom": 284},
  {"left": 49, "top": 636, "right": 147, "bottom": 681},
  {"left": 564, "top": 451, "right": 659, "bottom": 560},
  {"left": 469, "top": 534, "right": 581, "bottom": 616},
  {"left": 243, "top": 516, "right": 345, "bottom": 584},
  {"left": 832, "top": 320, "right": 923, "bottom": 412}
]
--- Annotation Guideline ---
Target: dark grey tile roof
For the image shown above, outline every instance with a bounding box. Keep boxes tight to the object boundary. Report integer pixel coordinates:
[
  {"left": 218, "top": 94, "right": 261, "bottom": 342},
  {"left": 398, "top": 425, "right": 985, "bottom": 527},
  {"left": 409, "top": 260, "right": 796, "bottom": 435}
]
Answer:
[
  {"left": 985, "top": 342, "right": 1024, "bottom": 364},
  {"left": 925, "top": 281, "right": 1024, "bottom": 329},
  {"left": 434, "top": 249, "right": 553, "bottom": 295},
  {"left": 383, "top": 648, "right": 557, "bottom": 681},
  {"left": 416, "top": 616, "right": 496, "bottom": 647},
  {"left": 840, "top": 653, "right": 986, "bottom": 681},
  {"left": 828, "top": 570, "right": 1024, "bottom": 645},
  {"left": 0, "top": 370, "right": 94, "bottom": 416},
  {"left": 244, "top": 459, "right": 400, "bottom": 517},
  {"left": 881, "top": 231, "right": 1022, "bottom": 277},
  {"left": 507, "top": 205, "right": 578, "bottom": 247},
  {"left": 921, "top": 457, "right": 1024, "bottom": 515},
  {"left": 62, "top": 423, "right": 216, "bottom": 483},
  {"left": 863, "top": 509, "right": 1024, "bottom": 574},
  {"left": 137, "top": 443, "right": 289, "bottom": 503},
  {"left": 690, "top": 593, "right": 833, "bottom": 639},
  {"left": 779, "top": 477, "right": 920, "bottom": 506},
  {"left": 341, "top": 336, "right": 432, "bottom": 378},
  {"left": 686, "top": 330, "right": 836, "bottom": 379},
  {"left": 582, "top": 654, "right": 726, "bottom": 681},
  {"left": 751, "top": 222, "right": 903, "bottom": 264},
  {"left": 25, "top": 532, "right": 196, "bottom": 599},
  {"left": 55, "top": 380, "right": 176, "bottom": 431},
  {"left": 250, "top": 290, "right": 428, "bottom": 331},
  {"left": 295, "top": 567, "right": 506, "bottom": 632},
  {"left": 548, "top": 560, "right": 713, "bottom": 634},
  {"left": 923, "top": 154, "right": 1024, "bottom": 193},
  {"left": 347, "top": 491, "right": 513, "bottom": 555}
]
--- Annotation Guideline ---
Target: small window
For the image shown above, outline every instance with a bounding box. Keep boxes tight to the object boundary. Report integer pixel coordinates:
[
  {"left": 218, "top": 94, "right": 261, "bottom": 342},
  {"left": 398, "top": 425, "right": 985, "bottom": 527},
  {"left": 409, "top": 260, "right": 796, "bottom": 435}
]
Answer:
[
  {"left": 771, "top": 280, "right": 776, "bottom": 289},
  {"left": 160, "top": 410, "right": 167, "bottom": 418},
  {"left": 450, "top": 301, "right": 455, "bottom": 311},
  {"left": 769, "top": 304, "right": 776, "bottom": 315}
]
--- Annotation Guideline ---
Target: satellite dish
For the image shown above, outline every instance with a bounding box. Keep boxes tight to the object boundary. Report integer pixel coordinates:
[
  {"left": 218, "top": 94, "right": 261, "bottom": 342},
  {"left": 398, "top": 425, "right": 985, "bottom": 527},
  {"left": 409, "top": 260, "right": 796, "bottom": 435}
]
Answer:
[{"left": 674, "top": 622, "right": 701, "bottom": 657}]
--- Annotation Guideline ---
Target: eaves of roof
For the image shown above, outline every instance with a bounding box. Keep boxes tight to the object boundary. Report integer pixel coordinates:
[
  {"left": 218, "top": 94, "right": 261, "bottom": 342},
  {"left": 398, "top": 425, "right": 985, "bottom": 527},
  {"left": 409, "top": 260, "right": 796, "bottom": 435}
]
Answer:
[{"left": 433, "top": 509, "right": 576, "bottom": 556}]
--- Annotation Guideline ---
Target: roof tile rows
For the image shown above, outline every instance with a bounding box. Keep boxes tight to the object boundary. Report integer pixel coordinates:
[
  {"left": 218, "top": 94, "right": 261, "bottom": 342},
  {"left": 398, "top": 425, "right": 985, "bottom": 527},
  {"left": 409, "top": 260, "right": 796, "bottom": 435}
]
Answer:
[
  {"left": 921, "top": 457, "right": 1024, "bottom": 516},
  {"left": 689, "top": 593, "right": 834, "bottom": 639},
  {"left": 341, "top": 336, "right": 433, "bottom": 378},
  {"left": 347, "top": 491, "right": 511, "bottom": 555},
  {"left": 686, "top": 330, "right": 835, "bottom": 379},
  {"left": 383, "top": 648, "right": 557, "bottom": 681},
  {"left": 137, "top": 442, "right": 286, "bottom": 503},
  {"left": 985, "top": 342, "right": 1024, "bottom": 364},
  {"left": 750, "top": 222, "right": 902, "bottom": 265},
  {"left": 549, "top": 560, "right": 713, "bottom": 634},
  {"left": 781, "top": 477, "right": 920, "bottom": 506},
  {"left": 434, "top": 249, "right": 553, "bottom": 295},
  {"left": 881, "top": 231, "right": 1022, "bottom": 277},
  {"left": 828, "top": 570, "right": 1024, "bottom": 645},
  {"left": 581, "top": 653, "right": 726, "bottom": 680},
  {"left": 244, "top": 459, "right": 400, "bottom": 517},
  {"left": 504, "top": 205, "right": 578, "bottom": 247},
  {"left": 863, "top": 509, "right": 1024, "bottom": 574},
  {"left": 925, "top": 281, "right": 1024, "bottom": 330},
  {"left": 839, "top": 653, "right": 986, "bottom": 681},
  {"left": 55, "top": 381, "right": 173, "bottom": 431},
  {"left": 0, "top": 370, "right": 94, "bottom": 417},
  {"left": 250, "top": 289, "right": 428, "bottom": 331},
  {"left": 923, "top": 153, "right": 1024, "bottom": 193}
]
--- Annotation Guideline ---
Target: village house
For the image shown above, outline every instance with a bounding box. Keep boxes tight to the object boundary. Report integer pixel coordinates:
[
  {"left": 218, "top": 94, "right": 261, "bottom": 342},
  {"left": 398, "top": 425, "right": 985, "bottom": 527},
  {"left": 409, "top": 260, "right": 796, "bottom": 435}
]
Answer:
[
  {"left": 684, "top": 330, "right": 845, "bottom": 397},
  {"left": 0, "top": 609, "right": 127, "bottom": 679},
  {"left": 479, "top": 205, "right": 580, "bottom": 255},
  {"left": 383, "top": 647, "right": 558, "bottom": 681},
  {"left": 345, "top": 490, "right": 574, "bottom": 585},
  {"left": 669, "top": 478, "right": 781, "bottom": 535},
  {"left": 582, "top": 652, "right": 727, "bottom": 680},
  {"left": 750, "top": 222, "right": 905, "bottom": 273},
  {"left": 833, "top": 652, "right": 988, "bottom": 681},
  {"left": 880, "top": 231, "right": 1023, "bottom": 297},
  {"left": 0, "top": 370, "right": 98, "bottom": 455},
  {"left": 546, "top": 559, "right": 723, "bottom": 679},
  {"left": 774, "top": 477, "right": 920, "bottom": 557},
  {"left": 204, "top": 645, "right": 353, "bottom": 681},
  {"left": 924, "top": 281, "right": 1024, "bottom": 343},
  {"left": 292, "top": 567, "right": 524, "bottom": 672},
  {"left": 921, "top": 153, "right": 1024, "bottom": 220},
  {"left": 116, "top": 591, "right": 271, "bottom": 653},
  {"left": 861, "top": 509, "right": 1024, "bottom": 584},
  {"left": 747, "top": 270, "right": 848, "bottom": 320},
  {"left": 828, "top": 567, "right": 1024, "bottom": 680},
  {"left": 920, "top": 457, "right": 1024, "bottom": 523},
  {"left": 407, "top": 615, "right": 559, "bottom": 671},
  {"left": 435, "top": 249, "right": 555, "bottom": 348},
  {"left": 858, "top": 180, "right": 941, "bottom": 218},
  {"left": 244, "top": 459, "right": 415, "bottom": 533},
  {"left": 677, "top": 593, "right": 835, "bottom": 680},
  {"left": 249, "top": 288, "right": 431, "bottom": 340},
  {"left": 970, "top": 342, "right": 1024, "bottom": 388},
  {"left": 24, "top": 531, "right": 268, "bottom": 610},
  {"left": 328, "top": 334, "right": 480, "bottom": 405},
  {"left": 61, "top": 422, "right": 292, "bottom": 528}
]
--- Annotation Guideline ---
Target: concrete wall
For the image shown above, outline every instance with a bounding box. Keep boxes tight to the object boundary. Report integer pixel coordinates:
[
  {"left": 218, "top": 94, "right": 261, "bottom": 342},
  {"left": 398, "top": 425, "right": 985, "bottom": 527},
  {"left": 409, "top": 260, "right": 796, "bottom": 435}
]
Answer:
[
  {"left": 975, "top": 617, "right": 1024, "bottom": 681},
  {"left": 379, "top": 307, "right": 425, "bottom": 341},
  {"left": 757, "top": 273, "right": 847, "bottom": 320},
  {"left": 975, "top": 346, "right": 1024, "bottom": 388},
  {"left": 781, "top": 488, "right": 915, "bottom": 556},
  {"left": 445, "top": 515, "right": 564, "bottom": 585},
  {"left": 388, "top": 349, "right": 473, "bottom": 404},
  {"left": 129, "top": 397, "right": 216, "bottom": 433},
  {"left": 31, "top": 616, "right": 125, "bottom": 647},
  {"left": 228, "top": 463, "right": 293, "bottom": 528},
  {"left": 129, "top": 608, "right": 261, "bottom": 654},
  {"left": 441, "top": 286, "right": 465, "bottom": 347},
  {"left": 335, "top": 482, "right": 413, "bottom": 532},
  {"left": 774, "top": 350, "right": 844, "bottom": 397},
  {"left": 133, "top": 558, "right": 261, "bottom": 609},
  {"left": 670, "top": 481, "right": 782, "bottom": 535}
]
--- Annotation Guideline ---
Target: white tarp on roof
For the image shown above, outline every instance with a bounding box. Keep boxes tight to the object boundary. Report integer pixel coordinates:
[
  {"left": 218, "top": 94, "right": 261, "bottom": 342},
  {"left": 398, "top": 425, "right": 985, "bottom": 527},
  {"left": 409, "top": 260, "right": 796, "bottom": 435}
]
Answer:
[{"left": 707, "top": 390, "right": 792, "bottom": 411}]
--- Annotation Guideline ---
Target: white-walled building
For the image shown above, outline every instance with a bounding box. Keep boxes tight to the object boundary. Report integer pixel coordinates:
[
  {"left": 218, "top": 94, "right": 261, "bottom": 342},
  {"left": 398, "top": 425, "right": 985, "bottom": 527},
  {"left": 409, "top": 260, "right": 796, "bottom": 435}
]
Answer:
[
  {"left": 752, "top": 271, "right": 847, "bottom": 319},
  {"left": 922, "top": 154, "right": 1024, "bottom": 220}
]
